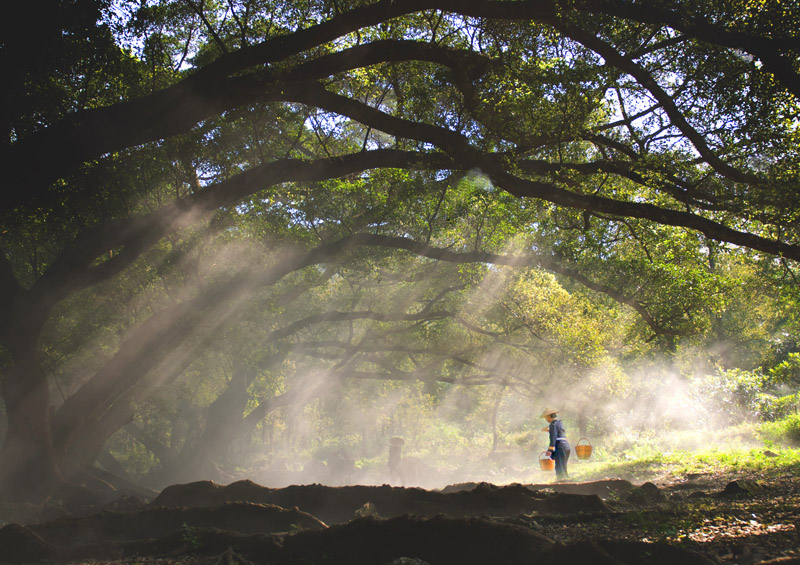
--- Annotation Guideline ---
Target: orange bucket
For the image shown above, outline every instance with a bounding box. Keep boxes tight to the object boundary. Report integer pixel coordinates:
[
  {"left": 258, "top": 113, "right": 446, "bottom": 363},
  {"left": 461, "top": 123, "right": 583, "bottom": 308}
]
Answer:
[
  {"left": 539, "top": 451, "right": 555, "bottom": 471},
  {"left": 575, "top": 438, "right": 592, "bottom": 460}
]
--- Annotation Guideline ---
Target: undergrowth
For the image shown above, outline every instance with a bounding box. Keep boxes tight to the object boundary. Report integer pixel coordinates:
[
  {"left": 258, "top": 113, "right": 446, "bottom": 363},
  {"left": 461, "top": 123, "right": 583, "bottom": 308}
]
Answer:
[{"left": 534, "top": 415, "right": 800, "bottom": 484}]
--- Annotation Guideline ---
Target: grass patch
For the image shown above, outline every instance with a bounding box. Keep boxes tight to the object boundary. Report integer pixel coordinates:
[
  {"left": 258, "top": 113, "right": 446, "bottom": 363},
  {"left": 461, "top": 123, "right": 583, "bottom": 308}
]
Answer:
[
  {"left": 760, "top": 413, "right": 800, "bottom": 447},
  {"left": 557, "top": 416, "right": 800, "bottom": 484},
  {"left": 568, "top": 445, "right": 800, "bottom": 484}
]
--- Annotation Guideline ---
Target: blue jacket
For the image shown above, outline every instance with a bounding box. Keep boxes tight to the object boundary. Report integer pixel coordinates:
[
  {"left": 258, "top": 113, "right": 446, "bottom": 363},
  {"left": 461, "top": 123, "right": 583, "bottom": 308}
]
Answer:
[{"left": 549, "top": 419, "right": 569, "bottom": 450}]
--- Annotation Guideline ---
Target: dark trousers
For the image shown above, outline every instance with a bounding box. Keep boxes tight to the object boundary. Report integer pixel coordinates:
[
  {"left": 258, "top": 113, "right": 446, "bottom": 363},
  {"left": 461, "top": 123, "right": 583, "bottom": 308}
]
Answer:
[{"left": 554, "top": 442, "right": 570, "bottom": 480}]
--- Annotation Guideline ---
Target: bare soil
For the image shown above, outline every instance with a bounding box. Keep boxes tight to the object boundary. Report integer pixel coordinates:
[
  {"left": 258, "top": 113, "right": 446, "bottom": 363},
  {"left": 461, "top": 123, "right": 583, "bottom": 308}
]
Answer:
[{"left": 0, "top": 471, "right": 797, "bottom": 564}]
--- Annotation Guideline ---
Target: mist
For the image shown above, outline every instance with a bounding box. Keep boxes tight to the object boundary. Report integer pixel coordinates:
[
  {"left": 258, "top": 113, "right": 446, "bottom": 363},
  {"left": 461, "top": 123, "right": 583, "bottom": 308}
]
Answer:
[
  {"left": 50, "top": 225, "right": 765, "bottom": 491},
  {"left": 18, "top": 174, "right": 787, "bottom": 498}
]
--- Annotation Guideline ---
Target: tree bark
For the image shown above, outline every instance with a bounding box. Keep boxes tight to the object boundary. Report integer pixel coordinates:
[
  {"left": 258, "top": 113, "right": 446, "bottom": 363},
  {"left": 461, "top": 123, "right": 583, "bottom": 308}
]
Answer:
[{"left": 0, "top": 347, "right": 62, "bottom": 502}]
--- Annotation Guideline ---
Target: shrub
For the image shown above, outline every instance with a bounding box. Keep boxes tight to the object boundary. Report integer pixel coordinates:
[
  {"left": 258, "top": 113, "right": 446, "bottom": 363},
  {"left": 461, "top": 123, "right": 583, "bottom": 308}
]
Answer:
[
  {"left": 760, "top": 414, "right": 800, "bottom": 447},
  {"left": 767, "top": 353, "right": 800, "bottom": 386},
  {"left": 690, "top": 368, "right": 767, "bottom": 424},
  {"left": 757, "top": 393, "right": 800, "bottom": 421}
]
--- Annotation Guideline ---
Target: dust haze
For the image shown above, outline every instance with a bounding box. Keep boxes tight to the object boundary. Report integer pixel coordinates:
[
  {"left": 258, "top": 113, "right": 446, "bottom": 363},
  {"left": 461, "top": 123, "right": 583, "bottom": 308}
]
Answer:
[{"left": 28, "top": 197, "right": 771, "bottom": 494}]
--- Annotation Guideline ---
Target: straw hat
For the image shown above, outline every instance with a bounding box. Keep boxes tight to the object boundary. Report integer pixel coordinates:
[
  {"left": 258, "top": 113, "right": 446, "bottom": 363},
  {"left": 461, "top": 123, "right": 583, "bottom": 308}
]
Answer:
[{"left": 540, "top": 408, "right": 559, "bottom": 418}]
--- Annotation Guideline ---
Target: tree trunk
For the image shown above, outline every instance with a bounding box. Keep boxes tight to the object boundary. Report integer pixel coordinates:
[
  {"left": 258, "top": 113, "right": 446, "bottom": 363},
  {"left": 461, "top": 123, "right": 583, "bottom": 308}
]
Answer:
[
  {"left": 62, "top": 398, "right": 139, "bottom": 480},
  {"left": 0, "top": 351, "right": 63, "bottom": 502},
  {"left": 490, "top": 386, "right": 503, "bottom": 453},
  {"left": 578, "top": 411, "right": 588, "bottom": 439},
  {"left": 57, "top": 341, "right": 197, "bottom": 479},
  {"left": 148, "top": 362, "right": 252, "bottom": 485}
]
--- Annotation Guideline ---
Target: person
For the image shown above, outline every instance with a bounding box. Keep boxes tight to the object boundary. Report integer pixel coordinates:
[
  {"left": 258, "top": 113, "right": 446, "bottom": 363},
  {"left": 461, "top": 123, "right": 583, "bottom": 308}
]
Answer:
[
  {"left": 388, "top": 436, "right": 406, "bottom": 485},
  {"left": 541, "top": 408, "right": 570, "bottom": 481}
]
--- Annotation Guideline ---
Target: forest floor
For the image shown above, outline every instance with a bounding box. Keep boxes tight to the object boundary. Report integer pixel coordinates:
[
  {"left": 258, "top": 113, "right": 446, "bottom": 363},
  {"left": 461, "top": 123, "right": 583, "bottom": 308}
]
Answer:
[
  {"left": 1, "top": 467, "right": 799, "bottom": 564},
  {"left": 514, "top": 469, "right": 800, "bottom": 564}
]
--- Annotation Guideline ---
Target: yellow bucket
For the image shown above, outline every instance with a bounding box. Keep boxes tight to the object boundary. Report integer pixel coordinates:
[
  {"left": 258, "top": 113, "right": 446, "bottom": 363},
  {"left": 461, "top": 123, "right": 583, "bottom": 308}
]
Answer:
[
  {"left": 575, "top": 438, "right": 592, "bottom": 460},
  {"left": 539, "top": 451, "right": 555, "bottom": 471}
]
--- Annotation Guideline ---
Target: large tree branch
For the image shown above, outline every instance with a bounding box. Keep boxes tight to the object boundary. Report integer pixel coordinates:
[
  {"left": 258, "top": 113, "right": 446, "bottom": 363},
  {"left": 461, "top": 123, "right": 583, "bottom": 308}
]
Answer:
[
  {"left": 123, "top": 422, "right": 178, "bottom": 467},
  {"left": 0, "top": 255, "right": 25, "bottom": 343},
  {"left": 26, "top": 150, "right": 455, "bottom": 330},
  {"left": 288, "top": 86, "right": 800, "bottom": 261},
  {"left": 4, "top": 0, "right": 793, "bottom": 215},
  {"left": 52, "top": 234, "right": 452, "bottom": 451},
  {"left": 54, "top": 229, "right": 682, "bottom": 452},
  {"left": 1, "top": 38, "right": 485, "bottom": 212},
  {"left": 547, "top": 21, "right": 762, "bottom": 188},
  {"left": 342, "top": 233, "right": 680, "bottom": 335},
  {"left": 345, "top": 368, "right": 497, "bottom": 386},
  {"left": 514, "top": 158, "right": 725, "bottom": 211},
  {"left": 267, "top": 309, "right": 452, "bottom": 343},
  {"left": 575, "top": 0, "right": 800, "bottom": 98},
  {"left": 293, "top": 340, "right": 484, "bottom": 370}
]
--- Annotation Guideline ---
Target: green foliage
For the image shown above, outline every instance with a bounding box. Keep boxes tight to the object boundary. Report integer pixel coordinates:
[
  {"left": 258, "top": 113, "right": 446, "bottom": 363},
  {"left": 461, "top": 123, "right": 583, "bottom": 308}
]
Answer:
[
  {"left": 689, "top": 367, "right": 768, "bottom": 424},
  {"left": 106, "top": 428, "right": 162, "bottom": 479},
  {"left": 3, "top": 0, "right": 800, "bottom": 498},
  {"left": 767, "top": 353, "right": 800, "bottom": 386},
  {"left": 760, "top": 414, "right": 800, "bottom": 447},
  {"left": 180, "top": 522, "right": 202, "bottom": 549},
  {"left": 685, "top": 354, "right": 800, "bottom": 427},
  {"left": 569, "top": 433, "right": 800, "bottom": 484},
  {"left": 757, "top": 393, "right": 800, "bottom": 421}
]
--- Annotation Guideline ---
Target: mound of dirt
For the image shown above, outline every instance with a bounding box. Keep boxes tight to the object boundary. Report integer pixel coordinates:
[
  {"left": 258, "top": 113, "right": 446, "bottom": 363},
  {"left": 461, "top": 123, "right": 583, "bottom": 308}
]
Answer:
[
  {"left": 4, "top": 513, "right": 716, "bottom": 565},
  {"left": 717, "top": 479, "right": 765, "bottom": 497},
  {"left": 537, "top": 492, "right": 613, "bottom": 514},
  {"left": 151, "top": 480, "right": 611, "bottom": 524},
  {"left": 151, "top": 478, "right": 275, "bottom": 507},
  {"left": 4, "top": 474, "right": 797, "bottom": 564},
  {"left": 626, "top": 482, "right": 668, "bottom": 505},
  {"left": 27, "top": 501, "right": 325, "bottom": 547},
  {"left": 524, "top": 478, "right": 635, "bottom": 498},
  {"left": 0, "top": 524, "right": 55, "bottom": 564},
  {"left": 280, "top": 514, "right": 555, "bottom": 564}
]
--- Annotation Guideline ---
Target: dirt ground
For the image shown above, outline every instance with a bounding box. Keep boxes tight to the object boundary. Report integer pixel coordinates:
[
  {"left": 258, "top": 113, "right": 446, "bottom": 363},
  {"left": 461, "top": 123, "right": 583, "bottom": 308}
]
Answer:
[
  {"left": 511, "top": 471, "right": 800, "bottom": 565},
  {"left": 0, "top": 470, "right": 798, "bottom": 564}
]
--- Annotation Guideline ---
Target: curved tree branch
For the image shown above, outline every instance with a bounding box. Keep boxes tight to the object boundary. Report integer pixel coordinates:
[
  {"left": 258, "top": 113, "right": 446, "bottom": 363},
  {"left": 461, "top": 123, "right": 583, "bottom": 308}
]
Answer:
[
  {"left": 546, "top": 21, "right": 762, "bottom": 187},
  {"left": 1, "top": 38, "right": 486, "bottom": 212},
  {"left": 284, "top": 85, "right": 800, "bottom": 261},
  {"left": 54, "top": 229, "right": 683, "bottom": 455},
  {"left": 22, "top": 150, "right": 455, "bottom": 336},
  {"left": 575, "top": 0, "right": 800, "bottom": 98}
]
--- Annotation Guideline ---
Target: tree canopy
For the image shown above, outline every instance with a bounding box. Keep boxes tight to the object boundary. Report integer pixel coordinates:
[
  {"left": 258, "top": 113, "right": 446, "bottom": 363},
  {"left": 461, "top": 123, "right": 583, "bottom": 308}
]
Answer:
[{"left": 1, "top": 0, "right": 798, "bottom": 501}]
